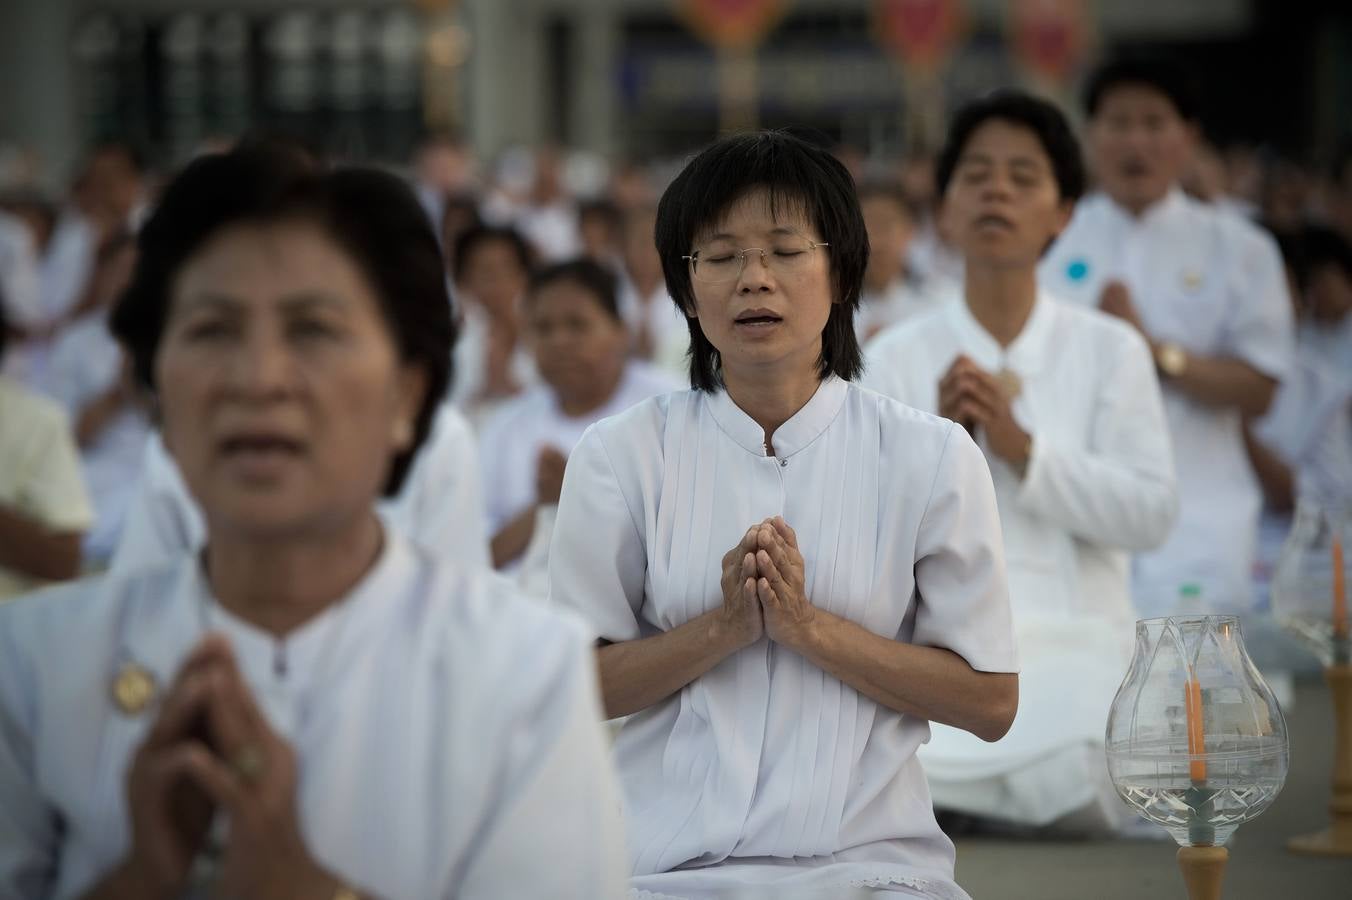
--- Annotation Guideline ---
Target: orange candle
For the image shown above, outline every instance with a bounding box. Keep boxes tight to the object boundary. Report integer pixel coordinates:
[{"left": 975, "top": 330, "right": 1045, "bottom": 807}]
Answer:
[
  {"left": 1185, "top": 675, "right": 1207, "bottom": 782},
  {"left": 1334, "top": 534, "right": 1348, "bottom": 639}
]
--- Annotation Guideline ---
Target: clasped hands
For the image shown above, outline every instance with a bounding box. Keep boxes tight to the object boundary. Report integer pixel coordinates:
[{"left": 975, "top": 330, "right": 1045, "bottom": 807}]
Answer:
[
  {"left": 937, "top": 354, "right": 1030, "bottom": 468},
  {"left": 717, "top": 516, "right": 815, "bottom": 651},
  {"left": 117, "top": 635, "right": 345, "bottom": 900}
]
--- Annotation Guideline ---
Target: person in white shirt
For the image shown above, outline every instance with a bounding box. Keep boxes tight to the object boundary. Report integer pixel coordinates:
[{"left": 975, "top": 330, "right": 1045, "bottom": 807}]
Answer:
[
  {"left": 0, "top": 148, "right": 627, "bottom": 900},
  {"left": 447, "top": 225, "right": 538, "bottom": 420},
  {"left": 865, "top": 91, "right": 1177, "bottom": 834},
  {"left": 1246, "top": 226, "right": 1352, "bottom": 631},
  {"left": 1040, "top": 57, "right": 1296, "bottom": 617},
  {"left": 856, "top": 179, "right": 942, "bottom": 341},
  {"left": 480, "top": 259, "right": 678, "bottom": 585},
  {"left": 550, "top": 130, "right": 1017, "bottom": 899},
  {"left": 617, "top": 203, "right": 690, "bottom": 373},
  {"left": 0, "top": 208, "right": 42, "bottom": 337},
  {"left": 43, "top": 232, "right": 151, "bottom": 568},
  {"left": 0, "top": 302, "right": 94, "bottom": 600}
]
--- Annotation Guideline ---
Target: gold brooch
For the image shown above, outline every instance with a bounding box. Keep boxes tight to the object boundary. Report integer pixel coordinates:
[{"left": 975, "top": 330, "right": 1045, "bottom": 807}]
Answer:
[
  {"left": 995, "top": 368, "right": 1023, "bottom": 401},
  {"left": 111, "top": 663, "right": 157, "bottom": 715},
  {"left": 1181, "top": 271, "right": 1203, "bottom": 291}
]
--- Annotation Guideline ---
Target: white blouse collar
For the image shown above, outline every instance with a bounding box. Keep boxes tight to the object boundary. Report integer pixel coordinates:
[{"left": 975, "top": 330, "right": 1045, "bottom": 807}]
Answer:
[
  {"left": 1097, "top": 185, "right": 1189, "bottom": 230},
  {"left": 706, "top": 374, "right": 849, "bottom": 459},
  {"left": 174, "top": 519, "right": 416, "bottom": 687},
  {"left": 945, "top": 289, "right": 1059, "bottom": 377}
]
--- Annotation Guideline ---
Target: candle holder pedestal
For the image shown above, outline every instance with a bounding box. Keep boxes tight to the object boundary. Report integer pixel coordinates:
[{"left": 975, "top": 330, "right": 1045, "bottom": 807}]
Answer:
[
  {"left": 1288, "top": 663, "right": 1352, "bottom": 857},
  {"left": 1177, "top": 845, "right": 1227, "bottom": 900}
]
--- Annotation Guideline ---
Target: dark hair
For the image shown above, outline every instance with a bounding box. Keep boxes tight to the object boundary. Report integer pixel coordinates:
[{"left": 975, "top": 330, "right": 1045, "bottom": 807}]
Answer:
[
  {"left": 527, "top": 258, "right": 623, "bottom": 322},
  {"left": 654, "top": 130, "right": 868, "bottom": 391},
  {"left": 1280, "top": 225, "right": 1352, "bottom": 292},
  {"left": 935, "top": 90, "right": 1086, "bottom": 203},
  {"left": 90, "top": 138, "right": 149, "bottom": 175},
  {"left": 109, "top": 148, "right": 454, "bottom": 496},
  {"left": 578, "top": 198, "right": 622, "bottom": 233},
  {"left": 856, "top": 178, "right": 920, "bottom": 221},
  {"left": 1084, "top": 57, "right": 1200, "bottom": 122},
  {"left": 451, "top": 225, "right": 534, "bottom": 284}
]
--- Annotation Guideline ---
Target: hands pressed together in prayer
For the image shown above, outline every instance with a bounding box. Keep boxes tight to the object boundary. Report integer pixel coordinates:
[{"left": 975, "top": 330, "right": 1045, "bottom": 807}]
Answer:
[
  {"left": 718, "top": 517, "right": 816, "bottom": 652},
  {"left": 110, "top": 636, "right": 354, "bottom": 900},
  {"left": 535, "top": 446, "right": 569, "bottom": 506},
  {"left": 938, "top": 355, "right": 1031, "bottom": 469}
]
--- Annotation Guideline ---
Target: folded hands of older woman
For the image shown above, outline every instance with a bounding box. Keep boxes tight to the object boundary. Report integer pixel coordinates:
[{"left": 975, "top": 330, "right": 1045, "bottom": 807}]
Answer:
[{"left": 120, "top": 635, "right": 346, "bottom": 900}]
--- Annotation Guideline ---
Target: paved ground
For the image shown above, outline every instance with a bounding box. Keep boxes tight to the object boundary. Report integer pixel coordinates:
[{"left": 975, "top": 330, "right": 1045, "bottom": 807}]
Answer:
[{"left": 952, "top": 677, "right": 1352, "bottom": 899}]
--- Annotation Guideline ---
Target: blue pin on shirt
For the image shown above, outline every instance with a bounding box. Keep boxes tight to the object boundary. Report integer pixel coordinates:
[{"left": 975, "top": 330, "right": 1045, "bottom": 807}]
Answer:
[{"left": 1066, "top": 259, "right": 1090, "bottom": 282}]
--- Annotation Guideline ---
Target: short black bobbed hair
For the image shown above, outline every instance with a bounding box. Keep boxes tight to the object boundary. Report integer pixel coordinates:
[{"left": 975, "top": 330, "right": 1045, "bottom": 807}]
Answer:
[
  {"left": 1084, "top": 56, "right": 1200, "bottom": 123},
  {"left": 109, "top": 147, "right": 454, "bottom": 497},
  {"left": 935, "top": 89, "right": 1086, "bottom": 203},
  {"left": 527, "top": 258, "right": 623, "bottom": 323},
  {"left": 654, "top": 130, "right": 868, "bottom": 392}
]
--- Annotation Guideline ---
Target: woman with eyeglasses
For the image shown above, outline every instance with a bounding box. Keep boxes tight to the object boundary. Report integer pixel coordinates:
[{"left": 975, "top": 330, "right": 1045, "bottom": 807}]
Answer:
[{"left": 550, "top": 131, "right": 1017, "bottom": 898}]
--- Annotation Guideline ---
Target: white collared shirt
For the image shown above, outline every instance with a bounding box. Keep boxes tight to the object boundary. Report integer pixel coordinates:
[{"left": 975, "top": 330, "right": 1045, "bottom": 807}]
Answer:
[
  {"left": 478, "top": 361, "right": 680, "bottom": 578},
  {"left": 1040, "top": 189, "right": 1295, "bottom": 615},
  {"left": 863, "top": 293, "right": 1176, "bottom": 824},
  {"left": 109, "top": 404, "right": 490, "bottom": 574},
  {"left": 549, "top": 377, "right": 1014, "bottom": 899},
  {"left": 0, "top": 530, "right": 627, "bottom": 899}
]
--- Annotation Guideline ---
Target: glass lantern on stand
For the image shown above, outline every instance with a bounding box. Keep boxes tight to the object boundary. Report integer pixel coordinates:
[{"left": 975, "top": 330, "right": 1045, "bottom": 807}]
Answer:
[
  {"left": 1271, "top": 497, "right": 1352, "bottom": 856},
  {"left": 1106, "top": 616, "right": 1289, "bottom": 900}
]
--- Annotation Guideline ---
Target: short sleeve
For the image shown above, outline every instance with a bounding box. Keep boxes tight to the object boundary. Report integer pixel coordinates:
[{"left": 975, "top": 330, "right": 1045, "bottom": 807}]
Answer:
[
  {"left": 453, "top": 609, "right": 628, "bottom": 899},
  {"left": 1220, "top": 224, "right": 1295, "bottom": 380},
  {"left": 17, "top": 405, "right": 93, "bottom": 534},
  {"left": 401, "top": 407, "right": 490, "bottom": 569},
  {"left": 547, "top": 425, "right": 648, "bottom": 643},
  {"left": 910, "top": 424, "right": 1018, "bottom": 673}
]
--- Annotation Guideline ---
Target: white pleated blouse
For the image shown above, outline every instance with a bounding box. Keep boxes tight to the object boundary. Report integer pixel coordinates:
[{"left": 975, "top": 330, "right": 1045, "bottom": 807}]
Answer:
[{"left": 549, "top": 376, "right": 1017, "bottom": 899}]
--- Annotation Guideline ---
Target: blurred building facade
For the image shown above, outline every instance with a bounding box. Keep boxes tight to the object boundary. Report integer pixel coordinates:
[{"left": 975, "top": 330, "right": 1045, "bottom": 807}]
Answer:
[{"left": 0, "top": 0, "right": 1348, "bottom": 187}]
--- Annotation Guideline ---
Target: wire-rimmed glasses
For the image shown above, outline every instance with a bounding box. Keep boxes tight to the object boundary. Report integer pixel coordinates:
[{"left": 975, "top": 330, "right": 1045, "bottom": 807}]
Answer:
[{"left": 682, "top": 234, "right": 829, "bottom": 284}]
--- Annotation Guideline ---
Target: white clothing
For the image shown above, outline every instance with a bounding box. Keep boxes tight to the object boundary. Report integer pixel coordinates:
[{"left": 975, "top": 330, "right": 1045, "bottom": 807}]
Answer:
[
  {"left": 855, "top": 276, "right": 947, "bottom": 342},
  {"left": 617, "top": 275, "right": 690, "bottom": 376},
  {"left": 1040, "top": 189, "right": 1295, "bottom": 616},
  {"left": 549, "top": 377, "right": 1016, "bottom": 900},
  {"left": 1250, "top": 354, "right": 1352, "bottom": 615},
  {"left": 478, "top": 362, "right": 679, "bottom": 581},
  {"left": 42, "top": 311, "right": 151, "bottom": 564},
  {"left": 0, "top": 211, "right": 41, "bottom": 329},
  {"left": 0, "top": 377, "right": 94, "bottom": 600},
  {"left": 516, "top": 201, "right": 582, "bottom": 262},
  {"left": 38, "top": 210, "right": 97, "bottom": 327},
  {"left": 1299, "top": 315, "right": 1352, "bottom": 379},
  {"left": 0, "top": 529, "right": 628, "bottom": 900},
  {"left": 448, "top": 304, "right": 538, "bottom": 423},
  {"left": 109, "top": 404, "right": 490, "bottom": 574},
  {"left": 863, "top": 293, "right": 1176, "bottom": 828}
]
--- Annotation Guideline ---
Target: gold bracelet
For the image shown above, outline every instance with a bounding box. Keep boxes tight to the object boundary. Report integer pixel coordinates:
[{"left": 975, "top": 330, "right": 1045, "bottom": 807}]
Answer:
[{"left": 332, "top": 887, "right": 362, "bottom": 900}]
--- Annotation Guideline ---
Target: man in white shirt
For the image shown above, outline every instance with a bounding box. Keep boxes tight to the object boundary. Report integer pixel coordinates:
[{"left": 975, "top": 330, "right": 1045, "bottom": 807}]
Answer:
[
  {"left": 855, "top": 179, "right": 942, "bottom": 341},
  {"left": 1041, "top": 57, "right": 1295, "bottom": 616}
]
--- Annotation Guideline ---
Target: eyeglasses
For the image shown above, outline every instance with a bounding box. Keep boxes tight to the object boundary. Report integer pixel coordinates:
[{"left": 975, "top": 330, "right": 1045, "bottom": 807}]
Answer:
[{"left": 682, "top": 235, "right": 829, "bottom": 284}]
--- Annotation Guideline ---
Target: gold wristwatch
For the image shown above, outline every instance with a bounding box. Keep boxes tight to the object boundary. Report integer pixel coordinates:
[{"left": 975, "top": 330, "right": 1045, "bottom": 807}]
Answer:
[{"left": 1154, "top": 341, "right": 1188, "bottom": 378}]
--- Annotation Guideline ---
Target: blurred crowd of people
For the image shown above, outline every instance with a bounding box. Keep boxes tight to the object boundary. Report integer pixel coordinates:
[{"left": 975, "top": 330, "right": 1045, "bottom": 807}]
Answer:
[{"left": 0, "top": 51, "right": 1350, "bottom": 898}]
